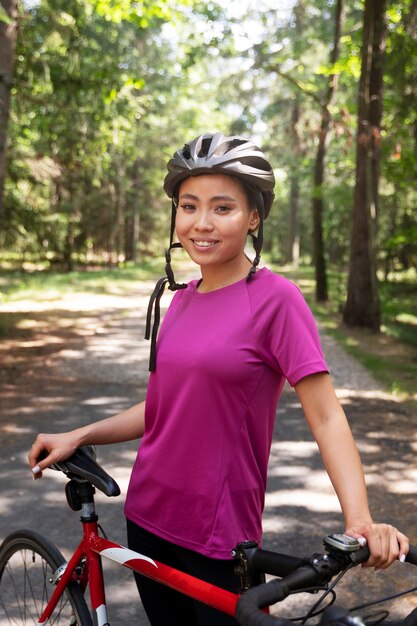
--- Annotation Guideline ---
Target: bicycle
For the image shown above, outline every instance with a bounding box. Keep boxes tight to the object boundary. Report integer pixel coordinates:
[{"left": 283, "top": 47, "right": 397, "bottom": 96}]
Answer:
[{"left": 0, "top": 446, "right": 416, "bottom": 626}]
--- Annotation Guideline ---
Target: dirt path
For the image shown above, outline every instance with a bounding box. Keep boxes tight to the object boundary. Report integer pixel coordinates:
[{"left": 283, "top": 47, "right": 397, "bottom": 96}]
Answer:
[{"left": 0, "top": 281, "right": 416, "bottom": 624}]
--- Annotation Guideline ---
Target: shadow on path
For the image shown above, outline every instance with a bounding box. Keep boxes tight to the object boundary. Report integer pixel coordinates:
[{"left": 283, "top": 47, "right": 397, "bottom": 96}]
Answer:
[{"left": 0, "top": 287, "right": 416, "bottom": 623}]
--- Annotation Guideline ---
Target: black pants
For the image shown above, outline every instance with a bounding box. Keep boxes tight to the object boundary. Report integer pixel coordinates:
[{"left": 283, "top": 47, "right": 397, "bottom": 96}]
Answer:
[{"left": 126, "top": 519, "right": 240, "bottom": 626}]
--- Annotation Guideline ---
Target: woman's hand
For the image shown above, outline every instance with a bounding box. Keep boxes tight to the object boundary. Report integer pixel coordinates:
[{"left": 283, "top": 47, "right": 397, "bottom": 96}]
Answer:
[
  {"left": 28, "top": 431, "right": 82, "bottom": 479},
  {"left": 28, "top": 401, "right": 146, "bottom": 480},
  {"left": 346, "top": 522, "right": 409, "bottom": 570}
]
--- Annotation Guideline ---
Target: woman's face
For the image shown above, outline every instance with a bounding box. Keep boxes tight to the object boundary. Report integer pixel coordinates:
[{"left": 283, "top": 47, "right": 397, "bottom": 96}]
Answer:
[{"left": 175, "top": 174, "right": 259, "bottom": 271}]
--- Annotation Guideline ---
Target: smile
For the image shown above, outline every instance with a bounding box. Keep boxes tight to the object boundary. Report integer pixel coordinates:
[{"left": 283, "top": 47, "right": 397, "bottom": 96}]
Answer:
[{"left": 192, "top": 240, "right": 218, "bottom": 248}]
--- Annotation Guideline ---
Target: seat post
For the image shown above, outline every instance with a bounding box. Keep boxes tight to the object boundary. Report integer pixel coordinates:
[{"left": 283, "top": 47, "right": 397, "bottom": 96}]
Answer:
[
  {"left": 65, "top": 478, "right": 98, "bottom": 523},
  {"left": 78, "top": 481, "right": 98, "bottom": 523}
]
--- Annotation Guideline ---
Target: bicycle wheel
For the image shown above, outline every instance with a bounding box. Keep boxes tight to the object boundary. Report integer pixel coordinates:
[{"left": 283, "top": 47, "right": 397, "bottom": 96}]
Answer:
[{"left": 0, "top": 529, "right": 92, "bottom": 625}]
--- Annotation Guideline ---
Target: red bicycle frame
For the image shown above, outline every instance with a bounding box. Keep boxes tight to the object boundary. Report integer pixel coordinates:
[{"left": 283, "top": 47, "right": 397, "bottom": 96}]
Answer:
[{"left": 38, "top": 516, "right": 239, "bottom": 625}]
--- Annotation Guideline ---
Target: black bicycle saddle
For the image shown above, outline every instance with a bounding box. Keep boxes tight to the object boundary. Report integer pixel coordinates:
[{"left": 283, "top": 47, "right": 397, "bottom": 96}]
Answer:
[{"left": 48, "top": 445, "right": 121, "bottom": 497}]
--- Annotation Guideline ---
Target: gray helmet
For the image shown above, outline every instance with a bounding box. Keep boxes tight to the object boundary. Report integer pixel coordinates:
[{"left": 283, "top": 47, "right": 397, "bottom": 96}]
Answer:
[{"left": 164, "top": 133, "right": 275, "bottom": 217}]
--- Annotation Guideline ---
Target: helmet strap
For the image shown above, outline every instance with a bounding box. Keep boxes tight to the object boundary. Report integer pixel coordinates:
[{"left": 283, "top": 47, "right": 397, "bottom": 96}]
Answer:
[
  {"left": 165, "top": 197, "right": 188, "bottom": 290},
  {"left": 145, "top": 199, "right": 187, "bottom": 371},
  {"left": 246, "top": 192, "right": 264, "bottom": 282},
  {"left": 145, "top": 276, "right": 169, "bottom": 372}
]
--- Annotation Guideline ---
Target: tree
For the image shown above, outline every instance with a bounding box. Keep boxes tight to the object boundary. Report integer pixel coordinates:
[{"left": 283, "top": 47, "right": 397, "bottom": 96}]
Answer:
[
  {"left": 343, "top": 0, "right": 387, "bottom": 331},
  {"left": 0, "top": 0, "right": 18, "bottom": 222},
  {"left": 380, "top": 0, "right": 417, "bottom": 275},
  {"left": 3, "top": 0, "right": 413, "bottom": 276},
  {"left": 2, "top": 0, "right": 232, "bottom": 266},
  {"left": 287, "top": 99, "right": 301, "bottom": 266},
  {"left": 286, "top": 1, "right": 305, "bottom": 267},
  {"left": 311, "top": 0, "right": 344, "bottom": 301}
]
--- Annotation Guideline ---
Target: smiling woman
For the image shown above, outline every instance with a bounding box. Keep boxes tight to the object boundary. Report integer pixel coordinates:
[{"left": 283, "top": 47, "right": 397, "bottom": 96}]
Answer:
[
  {"left": 175, "top": 174, "right": 260, "bottom": 291},
  {"left": 29, "top": 132, "right": 409, "bottom": 626}
]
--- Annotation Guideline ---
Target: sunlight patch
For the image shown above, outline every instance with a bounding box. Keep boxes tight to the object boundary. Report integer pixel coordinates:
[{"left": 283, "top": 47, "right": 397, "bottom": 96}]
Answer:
[
  {"left": 270, "top": 441, "right": 317, "bottom": 455},
  {"left": 265, "top": 489, "right": 339, "bottom": 512}
]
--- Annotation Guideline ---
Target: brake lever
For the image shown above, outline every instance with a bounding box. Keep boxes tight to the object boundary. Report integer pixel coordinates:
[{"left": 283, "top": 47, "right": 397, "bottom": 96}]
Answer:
[{"left": 349, "top": 546, "right": 370, "bottom": 565}]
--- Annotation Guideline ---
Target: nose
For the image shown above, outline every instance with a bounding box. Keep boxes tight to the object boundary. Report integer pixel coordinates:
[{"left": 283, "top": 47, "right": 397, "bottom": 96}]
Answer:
[{"left": 194, "top": 209, "right": 214, "bottom": 231}]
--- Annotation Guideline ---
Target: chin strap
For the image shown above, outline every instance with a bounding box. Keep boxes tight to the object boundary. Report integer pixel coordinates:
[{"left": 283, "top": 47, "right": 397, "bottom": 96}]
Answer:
[
  {"left": 145, "top": 199, "right": 188, "bottom": 372},
  {"left": 246, "top": 192, "right": 265, "bottom": 282}
]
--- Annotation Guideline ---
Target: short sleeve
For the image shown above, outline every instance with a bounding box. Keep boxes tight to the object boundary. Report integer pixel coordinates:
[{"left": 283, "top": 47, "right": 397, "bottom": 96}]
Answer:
[{"left": 249, "top": 272, "right": 328, "bottom": 387}]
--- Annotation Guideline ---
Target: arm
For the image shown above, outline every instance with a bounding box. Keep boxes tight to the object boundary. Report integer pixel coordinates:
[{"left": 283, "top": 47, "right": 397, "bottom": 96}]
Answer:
[
  {"left": 295, "top": 373, "right": 408, "bottom": 569},
  {"left": 28, "top": 401, "right": 146, "bottom": 479}
]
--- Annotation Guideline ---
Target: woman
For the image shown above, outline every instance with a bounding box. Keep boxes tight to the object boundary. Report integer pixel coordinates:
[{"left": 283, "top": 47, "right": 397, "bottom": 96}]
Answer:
[{"left": 29, "top": 133, "right": 408, "bottom": 626}]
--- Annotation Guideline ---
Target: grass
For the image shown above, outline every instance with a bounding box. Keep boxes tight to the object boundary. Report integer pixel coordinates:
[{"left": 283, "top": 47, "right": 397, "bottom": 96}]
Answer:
[
  {"left": 271, "top": 263, "right": 417, "bottom": 407},
  {"left": 0, "top": 260, "right": 165, "bottom": 304},
  {"left": 0, "top": 259, "right": 416, "bottom": 408},
  {"left": 0, "top": 260, "right": 165, "bottom": 337}
]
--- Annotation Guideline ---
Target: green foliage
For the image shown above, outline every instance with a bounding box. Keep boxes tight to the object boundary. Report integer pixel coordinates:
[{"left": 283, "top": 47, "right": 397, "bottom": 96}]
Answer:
[
  {"left": 379, "top": 0, "right": 417, "bottom": 275},
  {"left": 3, "top": 0, "right": 231, "bottom": 266},
  {"left": 0, "top": 4, "right": 13, "bottom": 24},
  {"left": 1, "top": 0, "right": 415, "bottom": 282}
]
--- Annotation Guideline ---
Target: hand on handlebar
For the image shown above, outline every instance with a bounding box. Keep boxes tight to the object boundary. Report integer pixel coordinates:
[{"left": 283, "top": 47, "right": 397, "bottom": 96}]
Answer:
[
  {"left": 345, "top": 522, "right": 409, "bottom": 570},
  {"left": 28, "top": 432, "right": 82, "bottom": 479},
  {"left": 236, "top": 537, "right": 417, "bottom": 626}
]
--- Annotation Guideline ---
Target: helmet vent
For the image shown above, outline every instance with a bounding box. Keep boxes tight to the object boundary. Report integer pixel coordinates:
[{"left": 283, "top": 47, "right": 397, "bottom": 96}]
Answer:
[
  {"left": 197, "top": 137, "right": 212, "bottom": 158},
  {"left": 222, "top": 138, "right": 246, "bottom": 153},
  {"left": 250, "top": 156, "right": 271, "bottom": 172}
]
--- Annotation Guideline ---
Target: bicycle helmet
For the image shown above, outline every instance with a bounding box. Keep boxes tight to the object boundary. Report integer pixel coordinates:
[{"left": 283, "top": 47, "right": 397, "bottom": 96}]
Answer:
[
  {"left": 145, "top": 132, "right": 275, "bottom": 371},
  {"left": 164, "top": 132, "right": 275, "bottom": 216}
]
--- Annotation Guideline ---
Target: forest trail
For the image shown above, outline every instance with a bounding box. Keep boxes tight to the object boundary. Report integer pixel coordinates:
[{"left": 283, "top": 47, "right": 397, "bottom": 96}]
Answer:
[{"left": 0, "top": 277, "right": 416, "bottom": 624}]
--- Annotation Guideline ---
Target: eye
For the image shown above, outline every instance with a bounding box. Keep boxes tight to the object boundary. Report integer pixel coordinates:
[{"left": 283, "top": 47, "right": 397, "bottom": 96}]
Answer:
[
  {"left": 179, "top": 203, "right": 196, "bottom": 212},
  {"left": 215, "top": 205, "right": 232, "bottom": 213}
]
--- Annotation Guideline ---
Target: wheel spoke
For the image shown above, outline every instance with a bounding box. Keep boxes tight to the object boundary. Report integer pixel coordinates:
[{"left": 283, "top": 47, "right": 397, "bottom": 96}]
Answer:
[{"left": 0, "top": 532, "right": 91, "bottom": 625}]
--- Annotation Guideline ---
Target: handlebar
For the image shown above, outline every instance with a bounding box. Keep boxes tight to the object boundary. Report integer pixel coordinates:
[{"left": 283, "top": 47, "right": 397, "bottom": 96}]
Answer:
[{"left": 236, "top": 539, "right": 417, "bottom": 626}]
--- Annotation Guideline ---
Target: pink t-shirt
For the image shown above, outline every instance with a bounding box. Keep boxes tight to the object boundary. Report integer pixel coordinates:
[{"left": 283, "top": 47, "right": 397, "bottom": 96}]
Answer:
[{"left": 125, "top": 268, "right": 328, "bottom": 559}]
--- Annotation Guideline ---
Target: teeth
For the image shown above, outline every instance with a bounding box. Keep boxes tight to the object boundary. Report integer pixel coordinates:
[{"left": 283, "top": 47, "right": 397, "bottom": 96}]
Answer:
[{"left": 194, "top": 240, "right": 216, "bottom": 247}]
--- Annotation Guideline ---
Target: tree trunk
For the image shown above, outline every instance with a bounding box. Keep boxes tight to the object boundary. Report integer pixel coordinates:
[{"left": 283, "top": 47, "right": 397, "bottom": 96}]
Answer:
[
  {"left": 286, "top": 1, "right": 304, "bottom": 267},
  {"left": 0, "top": 0, "right": 18, "bottom": 222},
  {"left": 312, "top": 0, "right": 344, "bottom": 301},
  {"left": 110, "top": 173, "right": 124, "bottom": 264},
  {"left": 125, "top": 156, "right": 141, "bottom": 262},
  {"left": 287, "top": 101, "right": 301, "bottom": 266},
  {"left": 288, "top": 174, "right": 300, "bottom": 266},
  {"left": 343, "top": 0, "right": 386, "bottom": 331},
  {"left": 64, "top": 222, "right": 75, "bottom": 272}
]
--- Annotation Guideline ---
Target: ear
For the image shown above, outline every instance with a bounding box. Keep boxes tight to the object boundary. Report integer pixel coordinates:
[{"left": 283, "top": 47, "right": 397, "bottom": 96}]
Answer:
[{"left": 248, "top": 209, "right": 260, "bottom": 233}]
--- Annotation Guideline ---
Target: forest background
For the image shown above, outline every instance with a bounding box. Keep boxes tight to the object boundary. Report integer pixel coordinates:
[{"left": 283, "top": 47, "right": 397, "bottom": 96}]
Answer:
[{"left": 0, "top": 0, "right": 416, "bottom": 402}]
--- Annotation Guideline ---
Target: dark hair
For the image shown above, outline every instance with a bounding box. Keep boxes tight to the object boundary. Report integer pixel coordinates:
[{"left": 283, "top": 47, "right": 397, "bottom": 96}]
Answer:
[{"left": 231, "top": 176, "right": 260, "bottom": 213}]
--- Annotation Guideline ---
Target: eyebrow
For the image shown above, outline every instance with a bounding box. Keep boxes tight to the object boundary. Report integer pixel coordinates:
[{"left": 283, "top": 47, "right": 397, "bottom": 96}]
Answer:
[{"left": 178, "top": 193, "right": 237, "bottom": 202}]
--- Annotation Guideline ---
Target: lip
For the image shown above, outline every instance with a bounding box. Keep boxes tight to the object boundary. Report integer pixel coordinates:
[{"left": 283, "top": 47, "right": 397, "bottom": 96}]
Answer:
[{"left": 191, "top": 239, "right": 219, "bottom": 249}]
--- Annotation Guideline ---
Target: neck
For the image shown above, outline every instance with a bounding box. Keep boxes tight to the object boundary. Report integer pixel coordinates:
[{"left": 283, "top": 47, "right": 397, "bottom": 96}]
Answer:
[{"left": 197, "top": 256, "right": 254, "bottom": 293}]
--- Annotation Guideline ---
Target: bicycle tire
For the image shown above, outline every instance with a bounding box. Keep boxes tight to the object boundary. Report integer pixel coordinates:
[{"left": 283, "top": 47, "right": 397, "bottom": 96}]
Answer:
[{"left": 0, "top": 529, "right": 93, "bottom": 626}]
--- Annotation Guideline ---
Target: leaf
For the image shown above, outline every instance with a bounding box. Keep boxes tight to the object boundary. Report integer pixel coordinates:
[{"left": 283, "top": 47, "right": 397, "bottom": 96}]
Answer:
[
  {"left": 0, "top": 5, "right": 13, "bottom": 25},
  {"left": 125, "top": 77, "right": 145, "bottom": 90},
  {"left": 105, "top": 88, "right": 119, "bottom": 104}
]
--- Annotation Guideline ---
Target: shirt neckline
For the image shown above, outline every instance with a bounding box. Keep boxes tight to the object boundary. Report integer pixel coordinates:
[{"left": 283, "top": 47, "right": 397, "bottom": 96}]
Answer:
[{"left": 191, "top": 267, "right": 268, "bottom": 296}]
